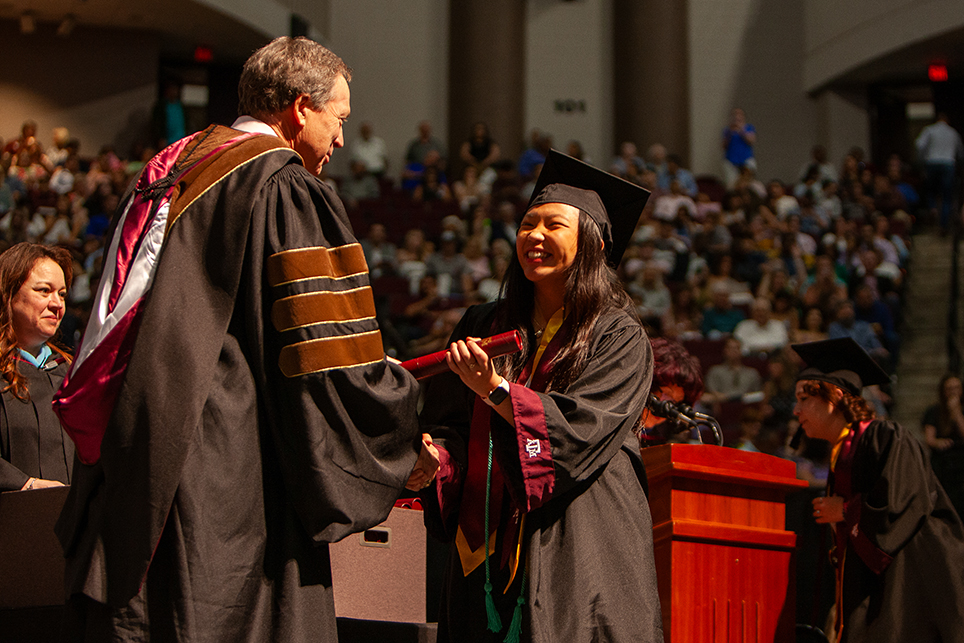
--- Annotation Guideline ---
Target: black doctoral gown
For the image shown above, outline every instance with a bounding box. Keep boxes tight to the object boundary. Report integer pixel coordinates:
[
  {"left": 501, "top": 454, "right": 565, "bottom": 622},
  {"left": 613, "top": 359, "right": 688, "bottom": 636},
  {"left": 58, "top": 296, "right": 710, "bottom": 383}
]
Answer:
[
  {"left": 420, "top": 302, "right": 663, "bottom": 643},
  {"left": 55, "top": 125, "right": 422, "bottom": 642},
  {"left": 830, "top": 420, "right": 964, "bottom": 642}
]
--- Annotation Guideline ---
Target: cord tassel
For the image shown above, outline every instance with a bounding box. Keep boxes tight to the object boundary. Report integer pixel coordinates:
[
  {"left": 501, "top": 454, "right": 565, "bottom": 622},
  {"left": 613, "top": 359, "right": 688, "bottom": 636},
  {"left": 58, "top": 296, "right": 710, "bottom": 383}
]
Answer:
[
  {"left": 484, "top": 581, "right": 503, "bottom": 633},
  {"left": 503, "top": 593, "right": 524, "bottom": 643},
  {"left": 483, "top": 432, "right": 502, "bottom": 633}
]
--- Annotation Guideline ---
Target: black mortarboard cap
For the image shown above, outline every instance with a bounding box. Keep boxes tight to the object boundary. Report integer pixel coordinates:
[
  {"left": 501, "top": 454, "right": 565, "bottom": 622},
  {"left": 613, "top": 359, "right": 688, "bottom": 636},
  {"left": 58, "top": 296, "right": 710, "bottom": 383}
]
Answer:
[
  {"left": 792, "top": 337, "right": 890, "bottom": 396},
  {"left": 527, "top": 149, "right": 650, "bottom": 266}
]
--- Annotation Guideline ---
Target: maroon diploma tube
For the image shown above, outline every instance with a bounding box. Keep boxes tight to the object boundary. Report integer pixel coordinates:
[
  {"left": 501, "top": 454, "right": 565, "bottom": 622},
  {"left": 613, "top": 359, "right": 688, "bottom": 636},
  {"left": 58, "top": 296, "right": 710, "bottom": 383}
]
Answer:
[{"left": 400, "top": 330, "right": 523, "bottom": 380}]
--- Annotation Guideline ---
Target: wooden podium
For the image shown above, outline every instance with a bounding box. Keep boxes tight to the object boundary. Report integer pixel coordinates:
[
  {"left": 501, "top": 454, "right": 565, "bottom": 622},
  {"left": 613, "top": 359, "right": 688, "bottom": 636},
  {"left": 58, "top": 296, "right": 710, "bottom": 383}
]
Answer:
[{"left": 640, "top": 444, "right": 807, "bottom": 643}]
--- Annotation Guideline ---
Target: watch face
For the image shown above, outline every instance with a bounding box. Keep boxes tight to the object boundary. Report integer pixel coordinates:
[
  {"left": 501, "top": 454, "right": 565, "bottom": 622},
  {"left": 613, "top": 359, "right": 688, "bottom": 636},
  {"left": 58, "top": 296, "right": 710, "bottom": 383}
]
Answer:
[{"left": 488, "top": 381, "right": 509, "bottom": 405}]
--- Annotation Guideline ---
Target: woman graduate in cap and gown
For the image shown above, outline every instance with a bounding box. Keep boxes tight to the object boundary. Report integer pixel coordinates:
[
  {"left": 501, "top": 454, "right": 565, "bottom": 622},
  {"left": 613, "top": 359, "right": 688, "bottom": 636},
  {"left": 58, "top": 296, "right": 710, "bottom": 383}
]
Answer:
[
  {"left": 414, "top": 150, "right": 663, "bottom": 642},
  {"left": 792, "top": 337, "right": 964, "bottom": 643}
]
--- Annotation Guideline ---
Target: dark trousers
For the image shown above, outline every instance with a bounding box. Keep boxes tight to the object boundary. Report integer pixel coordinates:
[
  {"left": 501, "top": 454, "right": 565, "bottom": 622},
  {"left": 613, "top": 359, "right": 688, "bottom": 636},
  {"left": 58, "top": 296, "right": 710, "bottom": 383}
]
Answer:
[{"left": 924, "top": 162, "right": 958, "bottom": 229}]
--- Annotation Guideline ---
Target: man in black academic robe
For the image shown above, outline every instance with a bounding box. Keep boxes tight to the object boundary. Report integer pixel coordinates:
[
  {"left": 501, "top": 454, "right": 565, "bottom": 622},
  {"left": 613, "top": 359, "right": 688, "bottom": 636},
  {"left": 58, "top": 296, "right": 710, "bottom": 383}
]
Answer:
[{"left": 53, "top": 37, "right": 426, "bottom": 641}]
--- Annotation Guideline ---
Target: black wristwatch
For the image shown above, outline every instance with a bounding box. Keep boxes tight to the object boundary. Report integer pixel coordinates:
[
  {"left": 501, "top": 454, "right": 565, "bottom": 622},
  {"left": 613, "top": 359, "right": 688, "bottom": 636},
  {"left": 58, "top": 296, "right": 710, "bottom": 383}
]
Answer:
[{"left": 484, "top": 377, "right": 510, "bottom": 407}]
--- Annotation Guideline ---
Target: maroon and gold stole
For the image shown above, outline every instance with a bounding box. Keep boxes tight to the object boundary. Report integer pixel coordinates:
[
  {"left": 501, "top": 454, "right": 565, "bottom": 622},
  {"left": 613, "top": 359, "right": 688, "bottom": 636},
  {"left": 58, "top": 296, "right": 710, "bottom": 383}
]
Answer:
[{"left": 455, "top": 309, "right": 567, "bottom": 587}]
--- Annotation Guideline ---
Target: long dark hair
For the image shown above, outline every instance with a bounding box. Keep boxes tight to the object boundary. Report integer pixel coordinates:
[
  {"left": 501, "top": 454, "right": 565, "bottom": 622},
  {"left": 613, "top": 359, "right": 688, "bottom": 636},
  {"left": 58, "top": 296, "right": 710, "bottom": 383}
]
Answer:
[
  {"left": 0, "top": 243, "right": 73, "bottom": 401},
  {"left": 493, "top": 211, "right": 637, "bottom": 391}
]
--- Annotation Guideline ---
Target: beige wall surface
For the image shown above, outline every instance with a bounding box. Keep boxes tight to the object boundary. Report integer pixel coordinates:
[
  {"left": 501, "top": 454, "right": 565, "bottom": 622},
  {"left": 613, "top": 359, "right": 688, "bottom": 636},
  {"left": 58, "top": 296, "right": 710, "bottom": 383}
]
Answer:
[
  {"left": 804, "top": 0, "right": 964, "bottom": 91},
  {"left": 525, "top": 0, "right": 613, "bottom": 169},
  {"left": 688, "top": 0, "right": 819, "bottom": 182},
  {"left": 326, "top": 0, "right": 449, "bottom": 180},
  {"left": 197, "top": 0, "right": 290, "bottom": 40},
  {"left": 0, "top": 22, "right": 159, "bottom": 159}
]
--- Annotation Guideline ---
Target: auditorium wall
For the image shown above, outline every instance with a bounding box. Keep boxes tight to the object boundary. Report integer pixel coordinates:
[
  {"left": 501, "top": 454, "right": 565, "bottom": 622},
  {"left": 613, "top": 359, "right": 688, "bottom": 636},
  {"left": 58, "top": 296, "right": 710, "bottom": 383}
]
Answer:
[
  {"left": 0, "top": 21, "right": 159, "bottom": 160},
  {"left": 804, "top": 0, "right": 964, "bottom": 92},
  {"left": 325, "top": 0, "right": 450, "bottom": 180},
  {"left": 525, "top": 0, "right": 614, "bottom": 170},
  {"left": 687, "top": 0, "right": 819, "bottom": 182}
]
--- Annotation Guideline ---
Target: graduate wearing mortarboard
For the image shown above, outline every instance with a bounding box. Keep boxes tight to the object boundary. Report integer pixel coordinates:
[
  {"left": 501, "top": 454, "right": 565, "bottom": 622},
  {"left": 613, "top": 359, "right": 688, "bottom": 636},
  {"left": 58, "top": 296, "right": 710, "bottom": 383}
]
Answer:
[
  {"left": 793, "top": 338, "right": 964, "bottom": 643},
  {"left": 414, "top": 150, "right": 663, "bottom": 642}
]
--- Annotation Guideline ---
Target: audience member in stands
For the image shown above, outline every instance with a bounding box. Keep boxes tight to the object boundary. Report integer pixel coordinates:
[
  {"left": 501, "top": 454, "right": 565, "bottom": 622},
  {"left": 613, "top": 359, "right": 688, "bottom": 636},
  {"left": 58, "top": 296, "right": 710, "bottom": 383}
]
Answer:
[
  {"left": 489, "top": 200, "right": 519, "bottom": 246},
  {"left": 412, "top": 165, "right": 452, "bottom": 203},
  {"left": 801, "top": 254, "right": 848, "bottom": 318},
  {"left": 452, "top": 164, "right": 490, "bottom": 213},
  {"left": 150, "top": 79, "right": 187, "bottom": 148},
  {"left": 349, "top": 121, "right": 388, "bottom": 179},
  {"left": 425, "top": 230, "right": 471, "bottom": 295},
  {"left": 721, "top": 191, "right": 747, "bottom": 226},
  {"left": 340, "top": 159, "right": 380, "bottom": 207},
  {"left": 915, "top": 112, "right": 964, "bottom": 233},
  {"left": 360, "top": 223, "right": 397, "bottom": 280},
  {"left": 517, "top": 130, "right": 551, "bottom": 182},
  {"left": 853, "top": 283, "right": 898, "bottom": 357},
  {"left": 403, "top": 148, "right": 447, "bottom": 194},
  {"left": 922, "top": 374, "right": 964, "bottom": 519},
  {"left": 653, "top": 179, "right": 697, "bottom": 222},
  {"left": 397, "top": 228, "right": 432, "bottom": 294},
  {"left": 705, "top": 252, "right": 751, "bottom": 302},
  {"left": 792, "top": 306, "right": 828, "bottom": 344},
  {"left": 816, "top": 179, "right": 843, "bottom": 222},
  {"left": 461, "top": 235, "right": 491, "bottom": 290},
  {"left": 797, "top": 144, "right": 838, "bottom": 185},
  {"left": 733, "top": 297, "right": 789, "bottom": 355},
  {"left": 870, "top": 174, "right": 907, "bottom": 219},
  {"left": 466, "top": 203, "right": 492, "bottom": 249},
  {"left": 0, "top": 243, "right": 74, "bottom": 491},
  {"left": 629, "top": 262, "right": 672, "bottom": 323},
  {"left": 477, "top": 254, "right": 508, "bottom": 303},
  {"left": 645, "top": 143, "right": 668, "bottom": 175},
  {"left": 827, "top": 299, "right": 888, "bottom": 365},
  {"left": 885, "top": 154, "right": 920, "bottom": 214},
  {"left": 732, "top": 405, "right": 765, "bottom": 452},
  {"left": 458, "top": 121, "right": 501, "bottom": 187},
  {"left": 702, "top": 336, "right": 763, "bottom": 406},
  {"left": 657, "top": 154, "right": 698, "bottom": 197},
  {"left": 761, "top": 347, "right": 798, "bottom": 431},
  {"left": 611, "top": 141, "right": 645, "bottom": 181},
  {"left": 701, "top": 280, "right": 746, "bottom": 337},
  {"left": 661, "top": 285, "right": 702, "bottom": 340},
  {"left": 721, "top": 108, "right": 756, "bottom": 189},
  {"left": 767, "top": 180, "right": 800, "bottom": 221},
  {"left": 400, "top": 274, "right": 447, "bottom": 345},
  {"left": 566, "top": 139, "right": 588, "bottom": 164},
  {"left": 405, "top": 119, "right": 446, "bottom": 166},
  {"left": 47, "top": 127, "right": 71, "bottom": 167},
  {"left": 3, "top": 120, "right": 40, "bottom": 159}
]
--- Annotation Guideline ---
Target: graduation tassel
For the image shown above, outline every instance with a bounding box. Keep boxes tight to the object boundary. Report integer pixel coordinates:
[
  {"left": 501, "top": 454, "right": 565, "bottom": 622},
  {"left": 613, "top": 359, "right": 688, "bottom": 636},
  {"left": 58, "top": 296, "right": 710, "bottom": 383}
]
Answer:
[
  {"left": 503, "top": 591, "right": 525, "bottom": 643},
  {"left": 483, "top": 432, "right": 502, "bottom": 633},
  {"left": 484, "top": 581, "right": 502, "bottom": 633}
]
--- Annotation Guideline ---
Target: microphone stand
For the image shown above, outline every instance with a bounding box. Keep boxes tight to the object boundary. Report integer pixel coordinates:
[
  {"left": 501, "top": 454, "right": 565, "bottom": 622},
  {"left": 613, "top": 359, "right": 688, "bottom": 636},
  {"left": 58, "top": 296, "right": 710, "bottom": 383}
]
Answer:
[{"left": 646, "top": 396, "right": 724, "bottom": 446}]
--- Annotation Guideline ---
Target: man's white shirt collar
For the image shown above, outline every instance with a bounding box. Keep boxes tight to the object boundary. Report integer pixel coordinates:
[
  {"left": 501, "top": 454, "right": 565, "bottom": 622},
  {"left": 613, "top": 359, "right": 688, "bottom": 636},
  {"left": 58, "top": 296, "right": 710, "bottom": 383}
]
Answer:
[{"left": 231, "top": 116, "right": 278, "bottom": 138}]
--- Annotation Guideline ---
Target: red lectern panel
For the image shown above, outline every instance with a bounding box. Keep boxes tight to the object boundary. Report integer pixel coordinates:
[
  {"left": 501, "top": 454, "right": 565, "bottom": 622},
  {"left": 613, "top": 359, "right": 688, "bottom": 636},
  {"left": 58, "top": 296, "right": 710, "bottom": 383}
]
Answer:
[{"left": 641, "top": 444, "right": 807, "bottom": 643}]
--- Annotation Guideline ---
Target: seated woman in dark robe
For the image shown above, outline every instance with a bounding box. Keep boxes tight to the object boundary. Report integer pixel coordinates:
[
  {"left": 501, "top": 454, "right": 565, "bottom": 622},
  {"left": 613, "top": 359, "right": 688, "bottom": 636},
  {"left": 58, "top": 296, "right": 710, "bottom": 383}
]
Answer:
[
  {"left": 0, "top": 242, "right": 74, "bottom": 491},
  {"left": 793, "top": 337, "right": 964, "bottom": 643},
  {"left": 409, "top": 151, "right": 663, "bottom": 642}
]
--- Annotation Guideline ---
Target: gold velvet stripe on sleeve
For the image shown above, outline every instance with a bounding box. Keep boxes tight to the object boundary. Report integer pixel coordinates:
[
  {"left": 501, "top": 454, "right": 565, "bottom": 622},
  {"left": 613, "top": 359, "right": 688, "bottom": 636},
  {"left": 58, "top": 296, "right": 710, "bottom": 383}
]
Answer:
[
  {"left": 272, "top": 286, "right": 376, "bottom": 332},
  {"left": 279, "top": 329, "right": 384, "bottom": 377},
  {"left": 267, "top": 244, "right": 368, "bottom": 287}
]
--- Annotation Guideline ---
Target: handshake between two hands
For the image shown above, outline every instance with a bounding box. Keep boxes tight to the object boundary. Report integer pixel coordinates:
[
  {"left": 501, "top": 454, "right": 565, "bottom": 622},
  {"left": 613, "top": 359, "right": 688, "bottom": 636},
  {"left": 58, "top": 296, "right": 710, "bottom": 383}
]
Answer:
[{"left": 405, "top": 433, "right": 440, "bottom": 492}]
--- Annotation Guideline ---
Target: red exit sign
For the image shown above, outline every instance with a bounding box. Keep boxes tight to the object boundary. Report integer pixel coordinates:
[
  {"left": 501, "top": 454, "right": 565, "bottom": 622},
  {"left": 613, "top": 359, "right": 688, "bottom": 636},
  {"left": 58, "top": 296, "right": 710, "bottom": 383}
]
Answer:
[{"left": 929, "top": 63, "right": 948, "bottom": 82}]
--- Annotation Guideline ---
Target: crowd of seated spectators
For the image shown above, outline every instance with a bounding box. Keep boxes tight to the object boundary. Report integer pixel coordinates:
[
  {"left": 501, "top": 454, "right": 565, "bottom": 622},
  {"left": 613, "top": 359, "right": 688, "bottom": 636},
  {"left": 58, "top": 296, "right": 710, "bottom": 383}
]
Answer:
[{"left": 2, "top": 117, "right": 918, "bottom": 482}]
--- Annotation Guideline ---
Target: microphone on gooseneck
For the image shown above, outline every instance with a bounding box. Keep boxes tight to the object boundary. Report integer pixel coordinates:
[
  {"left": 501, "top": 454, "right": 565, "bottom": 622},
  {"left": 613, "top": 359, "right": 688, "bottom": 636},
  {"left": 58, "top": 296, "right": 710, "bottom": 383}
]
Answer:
[
  {"left": 646, "top": 395, "right": 698, "bottom": 427},
  {"left": 645, "top": 395, "right": 724, "bottom": 446}
]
